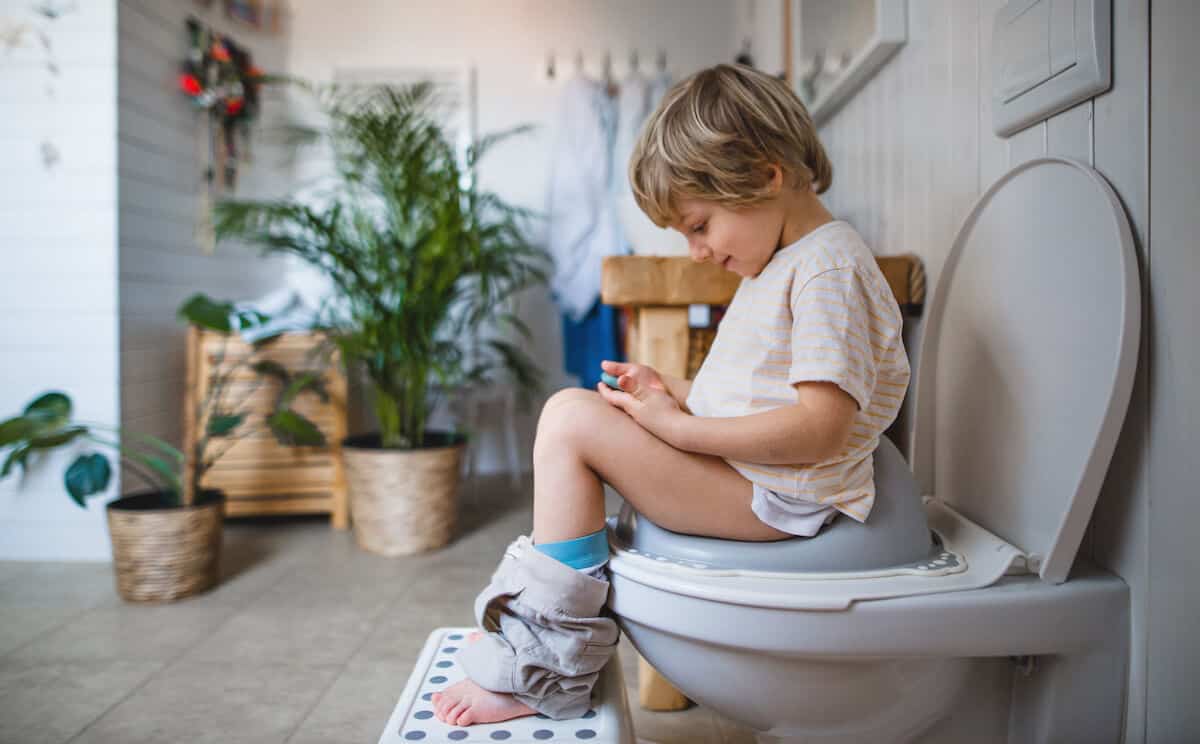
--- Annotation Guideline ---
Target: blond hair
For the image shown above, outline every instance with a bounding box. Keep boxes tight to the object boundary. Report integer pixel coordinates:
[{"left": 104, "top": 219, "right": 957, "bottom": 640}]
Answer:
[{"left": 629, "top": 64, "right": 832, "bottom": 228}]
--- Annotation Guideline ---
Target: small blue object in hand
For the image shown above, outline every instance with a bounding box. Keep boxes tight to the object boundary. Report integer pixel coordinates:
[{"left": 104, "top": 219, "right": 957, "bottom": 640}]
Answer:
[{"left": 600, "top": 372, "right": 621, "bottom": 390}]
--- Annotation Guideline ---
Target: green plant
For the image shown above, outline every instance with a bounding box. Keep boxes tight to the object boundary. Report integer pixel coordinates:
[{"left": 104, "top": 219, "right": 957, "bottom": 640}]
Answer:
[
  {"left": 0, "top": 294, "right": 328, "bottom": 507},
  {"left": 212, "top": 81, "right": 550, "bottom": 449}
]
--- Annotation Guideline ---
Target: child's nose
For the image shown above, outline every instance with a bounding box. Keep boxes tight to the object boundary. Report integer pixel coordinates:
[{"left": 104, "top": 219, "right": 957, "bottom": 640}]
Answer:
[{"left": 689, "top": 241, "right": 711, "bottom": 263}]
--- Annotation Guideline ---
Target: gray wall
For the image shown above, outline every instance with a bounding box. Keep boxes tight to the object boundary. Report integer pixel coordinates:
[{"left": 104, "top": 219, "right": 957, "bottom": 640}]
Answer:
[
  {"left": 757, "top": 0, "right": 1160, "bottom": 739},
  {"left": 1147, "top": 2, "right": 1200, "bottom": 739},
  {"left": 117, "top": 0, "right": 291, "bottom": 465}
]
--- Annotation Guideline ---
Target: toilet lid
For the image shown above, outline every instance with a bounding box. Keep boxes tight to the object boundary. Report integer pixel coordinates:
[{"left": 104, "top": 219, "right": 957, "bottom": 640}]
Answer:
[{"left": 910, "top": 158, "right": 1140, "bottom": 584}]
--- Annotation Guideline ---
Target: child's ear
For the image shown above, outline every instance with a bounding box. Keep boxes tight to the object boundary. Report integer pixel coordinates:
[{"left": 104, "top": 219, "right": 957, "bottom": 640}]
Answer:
[{"left": 767, "top": 164, "right": 785, "bottom": 193}]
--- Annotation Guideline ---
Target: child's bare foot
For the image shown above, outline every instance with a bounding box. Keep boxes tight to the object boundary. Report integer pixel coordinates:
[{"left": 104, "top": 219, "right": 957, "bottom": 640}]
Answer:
[
  {"left": 431, "top": 632, "right": 536, "bottom": 726},
  {"left": 432, "top": 678, "right": 535, "bottom": 726}
]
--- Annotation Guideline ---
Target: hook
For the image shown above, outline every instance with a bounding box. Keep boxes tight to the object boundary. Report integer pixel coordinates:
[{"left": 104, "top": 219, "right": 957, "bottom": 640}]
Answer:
[
  {"left": 629, "top": 49, "right": 640, "bottom": 72},
  {"left": 574, "top": 50, "right": 585, "bottom": 73},
  {"left": 545, "top": 50, "right": 556, "bottom": 80},
  {"left": 656, "top": 49, "right": 668, "bottom": 72}
]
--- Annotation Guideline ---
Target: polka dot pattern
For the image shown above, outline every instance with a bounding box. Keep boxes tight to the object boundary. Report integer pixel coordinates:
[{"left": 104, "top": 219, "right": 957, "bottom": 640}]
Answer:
[{"left": 384, "top": 628, "right": 623, "bottom": 744}]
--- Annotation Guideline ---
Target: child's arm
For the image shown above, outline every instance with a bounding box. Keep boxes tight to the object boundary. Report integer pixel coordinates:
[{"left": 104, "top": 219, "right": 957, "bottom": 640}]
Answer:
[
  {"left": 601, "top": 378, "right": 858, "bottom": 465},
  {"left": 659, "top": 373, "right": 693, "bottom": 410}
]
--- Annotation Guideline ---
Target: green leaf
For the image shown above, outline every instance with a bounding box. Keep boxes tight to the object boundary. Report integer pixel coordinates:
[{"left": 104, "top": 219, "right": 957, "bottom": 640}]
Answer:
[
  {"left": 0, "top": 416, "right": 35, "bottom": 447},
  {"left": 64, "top": 454, "right": 111, "bottom": 507},
  {"left": 207, "top": 413, "right": 245, "bottom": 436},
  {"left": 178, "top": 293, "right": 233, "bottom": 332},
  {"left": 25, "top": 391, "right": 71, "bottom": 420},
  {"left": 23, "top": 391, "right": 72, "bottom": 432},
  {"left": 279, "top": 371, "right": 328, "bottom": 408},
  {"left": 235, "top": 309, "right": 270, "bottom": 330},
  {"left": 29, "top": 426, "right": 88, "bottom": 449},
  {"left": 267, "top": 410, "right": 326, "bottom": 446},
  {"left": 1, "top": 444, "right": 31, "bottom": 478}
]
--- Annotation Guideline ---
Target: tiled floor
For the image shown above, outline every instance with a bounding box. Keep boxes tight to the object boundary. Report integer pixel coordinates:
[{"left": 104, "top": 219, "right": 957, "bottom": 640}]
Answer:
[{"left": 0, "top": 475, "right": 756, "bottom": 744}]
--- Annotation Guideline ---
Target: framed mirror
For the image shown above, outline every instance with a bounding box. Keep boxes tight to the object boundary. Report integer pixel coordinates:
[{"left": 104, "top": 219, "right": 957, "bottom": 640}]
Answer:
[{"left": 790, "top": 0, "right": 907, "bottom": 125}]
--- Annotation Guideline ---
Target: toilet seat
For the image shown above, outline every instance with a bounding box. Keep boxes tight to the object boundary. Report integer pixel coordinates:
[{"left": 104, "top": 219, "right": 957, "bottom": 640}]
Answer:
[
  {"left": 608, "top": 500, "right": 1021, "bottom": 611},
  {"left": 609, "top": 157, "right": 1140, "bottom": 612}
]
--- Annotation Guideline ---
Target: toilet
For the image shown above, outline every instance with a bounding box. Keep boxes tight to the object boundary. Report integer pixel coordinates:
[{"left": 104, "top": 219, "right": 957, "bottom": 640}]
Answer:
[{"left": 605, "top": 158, "right": 1140, "bottom": 744}]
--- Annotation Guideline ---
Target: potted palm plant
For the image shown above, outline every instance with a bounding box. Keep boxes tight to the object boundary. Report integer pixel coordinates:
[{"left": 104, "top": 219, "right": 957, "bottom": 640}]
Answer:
[
  {"left": 0, "top": 294, "right": 328, "bottom": 602},
  {"left": 213, "top": 82, "right": 549, "bottom": 556}
]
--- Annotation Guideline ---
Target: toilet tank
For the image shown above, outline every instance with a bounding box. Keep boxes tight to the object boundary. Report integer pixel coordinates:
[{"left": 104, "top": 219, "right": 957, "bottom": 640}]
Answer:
[{"left": 908, "top": 158, "right": 1140, "bottom": 584}]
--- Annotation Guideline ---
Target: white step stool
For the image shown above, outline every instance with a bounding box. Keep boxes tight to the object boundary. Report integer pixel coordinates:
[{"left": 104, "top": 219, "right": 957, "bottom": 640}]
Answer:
[{"left": 379, "top": 627, "right": 635, "bottom": 743}]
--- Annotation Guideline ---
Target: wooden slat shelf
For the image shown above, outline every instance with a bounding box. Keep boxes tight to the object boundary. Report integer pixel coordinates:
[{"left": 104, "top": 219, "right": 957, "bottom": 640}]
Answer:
[{"left": 184, "top": 327, "right": 350, "bottom": 529}]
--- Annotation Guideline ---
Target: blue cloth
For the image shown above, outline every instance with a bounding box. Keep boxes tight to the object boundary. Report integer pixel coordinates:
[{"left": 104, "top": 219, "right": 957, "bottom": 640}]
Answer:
[
  {"left": 562, "top": 299, "right": 622, "bottom": 389},
  {"left": 534, "top": 528, "right": 610, "bottom": 570}
]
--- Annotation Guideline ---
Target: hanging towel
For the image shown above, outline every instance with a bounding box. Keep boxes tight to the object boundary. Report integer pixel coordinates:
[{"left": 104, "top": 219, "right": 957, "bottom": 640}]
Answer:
[
  {"left": 545, "top": 74, "right": 627, "bottom": 322},
  {"left": 561, "top": 299, "right": 622, "bottom": 389}
]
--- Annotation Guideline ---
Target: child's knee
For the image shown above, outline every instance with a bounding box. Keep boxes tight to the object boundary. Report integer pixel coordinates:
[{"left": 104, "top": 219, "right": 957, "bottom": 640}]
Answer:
[{"left": 534, "top": 390, "right": 609, "bottom": 459}]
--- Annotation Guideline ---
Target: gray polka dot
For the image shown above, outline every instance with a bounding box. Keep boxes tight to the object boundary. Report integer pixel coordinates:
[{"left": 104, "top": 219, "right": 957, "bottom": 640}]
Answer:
[
  {"left": 429, "top": 676, "right": 447, "bottom": 684},
  {"left": 436, "top": 661, "right": 453, "bottom": 668},
  {"left": 576, "top": 730, "right": 596, "bottom": 739},
  {"left": 443, "top": 647, "right": 458, "bottom": 654},
  {"left": 404, "top": 732, "right": 426, "bottom": 741},
  {"left": 414, "top": 710, "right": 433, "bottom": 720},
  {"left": 421, "top": 693, "right": 433, "bottom": 701},
  {"left": 448, "top": 634, "right": 464, "bottom": 640},
  {"left": 533, "top": 731, "right": 554, "bottom": 740},
  {"left": 490, "top": 732, "right": 511, "bottom": 740},
  {"left": 448, "top": 732, "right": 468, "bottom": 741},
  {"left": 583, "top": 709, "right": 597, "bottom": 719}
]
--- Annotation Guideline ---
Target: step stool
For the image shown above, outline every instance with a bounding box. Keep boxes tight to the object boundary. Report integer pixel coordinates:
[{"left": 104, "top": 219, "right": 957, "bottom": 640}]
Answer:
[{"left": 379, "top": 627, "right": 636, "bottom": 743}]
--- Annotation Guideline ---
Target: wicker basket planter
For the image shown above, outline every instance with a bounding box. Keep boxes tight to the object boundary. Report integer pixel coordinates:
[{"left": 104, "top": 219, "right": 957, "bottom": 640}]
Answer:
[
  {"left": 342, "top": 433, "right": 466, "bottom": 556},
  {"left": 106, "top": 489, "right": 224, "bottom": 603}
]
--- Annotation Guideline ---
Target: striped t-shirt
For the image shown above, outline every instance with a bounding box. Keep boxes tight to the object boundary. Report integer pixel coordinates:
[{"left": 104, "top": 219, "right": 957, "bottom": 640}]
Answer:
[{"left": 685, "top": 220, "right": 910, "bottom": 531}]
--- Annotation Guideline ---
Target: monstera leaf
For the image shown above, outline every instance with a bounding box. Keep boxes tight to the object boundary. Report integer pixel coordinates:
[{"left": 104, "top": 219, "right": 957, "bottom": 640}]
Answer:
[{"left": 64, "top": 454, "right": 112, "bottom": 507}]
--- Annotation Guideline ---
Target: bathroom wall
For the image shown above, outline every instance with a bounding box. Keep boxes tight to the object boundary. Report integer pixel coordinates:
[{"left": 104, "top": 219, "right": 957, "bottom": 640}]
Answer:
[
  {"left": 0, "top": 0, "right": 121, "bottom": 560},
  {"left": 749, "top": 0, "right": 1160, "bottom": 739},
  {"left": 280, "top": 0, "right": 746, "bottom": 472},
  {"left": 117, "top": 0, "right": 291, "bottom": 475},
  {"left": 1146, "top": 2, "right": 1200, "bottom": 739}
]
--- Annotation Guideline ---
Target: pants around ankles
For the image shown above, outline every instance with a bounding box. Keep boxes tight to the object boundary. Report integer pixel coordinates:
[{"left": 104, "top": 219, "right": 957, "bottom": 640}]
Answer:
[{"left": 458, "top": 535, "right": 621, "bottom": 720}]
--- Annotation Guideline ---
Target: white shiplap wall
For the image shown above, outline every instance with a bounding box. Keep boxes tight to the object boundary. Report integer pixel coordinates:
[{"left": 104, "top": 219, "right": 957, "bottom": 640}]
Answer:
[
  {"left": 0, "top": 0, "right": 120, "bottom": 560},
  {"left": 117, "top": 0, "right": 290, "bottom": 471},
  {"left": 772, "top": 1, "right": 1151, "bottom": 740}
]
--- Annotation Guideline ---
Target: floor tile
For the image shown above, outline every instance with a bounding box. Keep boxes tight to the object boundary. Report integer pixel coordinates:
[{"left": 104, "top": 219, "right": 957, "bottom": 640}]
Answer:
[
  {"left": 68, "top": 658, "right": 341, "bottom": 744},
  {"left": 0, "top": 657, "right": 162, "bottom": 744}
]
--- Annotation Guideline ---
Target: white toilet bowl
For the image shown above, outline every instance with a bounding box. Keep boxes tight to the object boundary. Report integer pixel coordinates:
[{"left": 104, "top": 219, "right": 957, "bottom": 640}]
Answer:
[{"left": 606, "top": 159, "right": 1140, "bottom": 744}]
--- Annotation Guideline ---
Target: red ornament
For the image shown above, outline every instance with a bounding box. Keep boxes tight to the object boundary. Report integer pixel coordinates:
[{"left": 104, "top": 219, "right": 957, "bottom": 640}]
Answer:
[
  {"left": 178, "top": 73, "right": 202, "bottom": 97},
  {"left": 225, "top": 98, "right": 245, "bottom": 116},
  {"left": 211, "top": 40, "right": 231, "bottom": 63}
]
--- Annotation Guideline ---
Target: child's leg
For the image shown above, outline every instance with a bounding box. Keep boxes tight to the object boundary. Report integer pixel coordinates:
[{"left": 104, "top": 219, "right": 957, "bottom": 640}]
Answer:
[{"left": 434, "top": 388, "right": 788, "bottom": 727}]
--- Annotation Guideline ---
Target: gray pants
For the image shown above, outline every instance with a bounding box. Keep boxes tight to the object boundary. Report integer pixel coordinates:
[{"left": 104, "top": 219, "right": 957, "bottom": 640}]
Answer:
[{"left": 458, "top": 535, "right": 621, "bottom": 719}]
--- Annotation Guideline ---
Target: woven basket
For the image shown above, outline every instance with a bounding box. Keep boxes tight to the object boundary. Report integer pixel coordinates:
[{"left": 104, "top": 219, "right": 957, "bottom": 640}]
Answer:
[
  {"left": 343, "top": 433, "right": 465, "bottom": 556},
  {"left": 105, "top": 489, "right": 224, "bottom": 603}
]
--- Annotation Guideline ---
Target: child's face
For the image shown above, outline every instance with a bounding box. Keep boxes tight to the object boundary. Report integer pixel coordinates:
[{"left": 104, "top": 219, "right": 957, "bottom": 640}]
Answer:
[{"left": 671, "top": 196, "right": 784, "bottom": 278}]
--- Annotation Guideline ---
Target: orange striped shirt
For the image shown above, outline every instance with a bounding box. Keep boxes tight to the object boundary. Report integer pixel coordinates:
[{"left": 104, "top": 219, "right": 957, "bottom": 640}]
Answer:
[{"left": 685, "top": 220, "right": 910, "bottom": 528}]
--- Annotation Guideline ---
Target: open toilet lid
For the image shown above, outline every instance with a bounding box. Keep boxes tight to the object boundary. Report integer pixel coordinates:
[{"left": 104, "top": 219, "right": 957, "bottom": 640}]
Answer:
[{"left": 910, "top": 157, "right": 1140, "bottom": 584}]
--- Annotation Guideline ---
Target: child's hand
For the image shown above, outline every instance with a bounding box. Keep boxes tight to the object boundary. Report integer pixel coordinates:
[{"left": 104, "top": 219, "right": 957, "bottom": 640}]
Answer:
[
  {"left": 597, "top": 363, "right": 684, "bottom": 445},
  {"left": 600, "top": 360, "right": 667, "bottom": 393}
]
